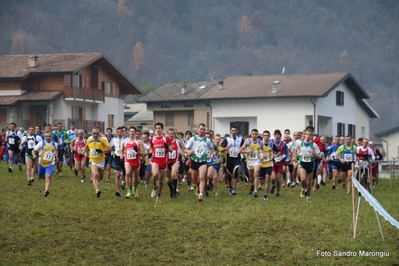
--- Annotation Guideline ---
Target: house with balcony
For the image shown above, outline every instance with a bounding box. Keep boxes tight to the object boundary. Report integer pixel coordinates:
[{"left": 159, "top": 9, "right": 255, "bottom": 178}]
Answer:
[
  {"left": 0, "top": 53, "right": 141, "bottom": 132},
  {"left": 139, "top": 81, "right": 218, "bottom": 132}
]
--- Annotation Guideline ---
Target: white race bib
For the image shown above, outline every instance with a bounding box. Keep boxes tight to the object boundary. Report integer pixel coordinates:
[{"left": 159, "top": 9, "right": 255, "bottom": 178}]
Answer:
[
  {"left": 344, "top": 154, "right": 353, "bottom": 162},
  {"left": 127, "top": 150, "right": 136, "bottom": 159},
  {"left": 195, "top": 147, "right": 205, "bottom": 157},
  {"left": 44, "top": 151, "right": 54, "bottom": 161},
  {"left": 8, "top": 138, "right": 15, "bottom": 145},
  {"left": 330, "top": 152, "right": 336, "bottom": 160},
  {"left": 229, "top": 149, "right": 238, "bottom": 158},
  {"left": 358, "top": 160, "right": 368, "bottom": 169},
  {"left": 274, "top": 155, "right": 283, "bottom": 162},
  {"left": 91, "top": 149, "right": 100, "bottom": 157},
  {"left": 27, "top": 140, "right": 35, "bottom": 149},
  {"left": 155, "top": 148, "right": 165, "bottom": 158},
  {"left": 78, "top": 147, "right": 84, "bottom": 154},
  {"left": 248, "top": 152, "right": 258, "bottom": 160},
  {"left": 302, "top": 156, "right": 311, "bottom": 163},
  {"left": 169, "top": 150, "right": 176, "bottom": 159}
]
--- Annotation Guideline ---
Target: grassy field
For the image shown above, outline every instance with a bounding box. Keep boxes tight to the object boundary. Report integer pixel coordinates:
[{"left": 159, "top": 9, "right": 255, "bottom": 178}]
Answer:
[{"left": 0, "top": 163, "right": 398, "bottom": 265}]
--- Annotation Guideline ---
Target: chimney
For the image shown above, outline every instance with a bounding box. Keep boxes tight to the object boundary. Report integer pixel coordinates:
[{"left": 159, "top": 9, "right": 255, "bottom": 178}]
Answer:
[
  {"left": 218, "top": 80, "right": 224, "bottom": 90},
  {"left": 181, "top": 84, "right": 186, "bottom": 95},
  {"left": 272, "top": 80, "right": 280, "bottom": 94},
  {"left": 28, "top": 55, "right": 38, "bottom": 68}
]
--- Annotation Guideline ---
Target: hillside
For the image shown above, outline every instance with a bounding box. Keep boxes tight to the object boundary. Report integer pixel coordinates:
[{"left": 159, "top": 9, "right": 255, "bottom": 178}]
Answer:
[{"left": 0, "top": 0, "right": 398, "bottom": 135}]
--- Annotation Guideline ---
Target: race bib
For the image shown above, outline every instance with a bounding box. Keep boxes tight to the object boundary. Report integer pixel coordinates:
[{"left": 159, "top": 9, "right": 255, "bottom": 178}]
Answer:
[
  {"left": 330, "top": 152, "right": 336, "bottom": 160},
  {"left": 358, "top": 160, "right": 368, "bottom": 169},
  {"left": 229, "top": 149, "right": 238, "bottom": 158},
  {"left": 8, "top": 138, "right": 15, "bottom": 145},
  {"left": 91, "top": 149, "right": 100, "bottom": 157},
  {"left": 155, "top": 148, "right": 165, "bottom": 158},
  {"left": 248, "top": 152, "right": 258, "bottom": 160},
  {"left": 302, "top": 156, "right": 311, "bottom": 163},
  {"left": 169, "top": 150, "right": 176, "bottom": 159},
  {"left": 274, "top": 155, "right": 283, "bottom": 162},
  {"left": 27, "top": 140, "right": 35, "bottom": 149},
  {"left": 44, "top": 151, "right": 54, "bottom": 162},
  {"left": 195, "top": 147, "right": 205, "bottom": 157},
  {"left": 344, "top": 154, "right": 353, "bottom": 162},
  {"left": 263, "top": 153, "right": 270, "bottom": 161},
  {"left": 78, "top": 147, "right": 84, "bottom": 154},
  {"left": 127, "top": 150, "right": 136, "bottom": 159}
]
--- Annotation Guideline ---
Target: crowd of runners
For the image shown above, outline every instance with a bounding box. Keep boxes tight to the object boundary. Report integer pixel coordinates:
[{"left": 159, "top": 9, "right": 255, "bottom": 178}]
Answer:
[{"left": 1, "top": 121, "right": 383, "bottom": 202}]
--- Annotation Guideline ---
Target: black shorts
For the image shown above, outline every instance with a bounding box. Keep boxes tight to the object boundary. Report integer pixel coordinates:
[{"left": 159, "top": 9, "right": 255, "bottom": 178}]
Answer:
[
  {"left": 259, "top": 167, "right": 272, "bottom": 180},
  {"left": 191, "top": 161, "right": 207, "bottom": 171},
  {"left": 284, "top": 163, "right": 293, "bottom": 173},
  {"left": 341, "top": 162, "right": 353, "bottom": 173},
  {"left": 178, "top": 162, "right": 184, "bottom": 175},
  {"left": 8, "top": 145, "right": 20, "bottom": 153},
  {"left": 300, "top": 161, "right": 315, "bottom": 174},
  {"left": 226, "top": 158, "right": 240, "bottom": 179},
  {"left": 113, "top": 156, "right": 123, "bottom": 172},
  {"left": 139, "top": 161, "right": 145, "bottom": 178},
  {"left": 57, "top": 149, "right": 64, "bottom": 159},
  {"left": 105, "top": 154, "right": 113, "bottom": 166}
]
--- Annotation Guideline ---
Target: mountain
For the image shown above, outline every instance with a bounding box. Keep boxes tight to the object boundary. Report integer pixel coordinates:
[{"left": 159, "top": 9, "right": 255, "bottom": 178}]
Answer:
[{"left": 1, "top": 0, "right": 398, "bottom": 136}]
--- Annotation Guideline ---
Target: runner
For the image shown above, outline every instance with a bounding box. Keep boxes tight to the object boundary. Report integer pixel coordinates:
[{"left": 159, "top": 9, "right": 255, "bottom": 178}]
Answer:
[
  {"left": 165, "top": 128, "right": 185, "bottom": 198},
  {"left": 149, "top": 122, "right": 173, "bottom": 202},
  {"left": 292, "top": 129, "right": 322, "bottom": 202},
  {"left": 356, "top": 138, "right": 375, "bottom": 189},
  {"left": 121, "top": 126, "right": 144, "bottom": 199},
  {"left": 240, "top": 129, "right": 263, "bottom": 197},
  {"left": 6, "top": 123, "right": 24, "bottom": 173},
  {"left": 110, "top": 127, "right": 125, "bottom": 197},
  {"left": 220, "top": 125, "right": 244, "bottom": 195},
  {"left": 20, "top": 126, "right": 43, "bottom": 185},
  {"left": 71, "top": 129, "right": 87, "bottom": 182},
  {"left": 82, "top": 127, "right": 111, "bottom": 197},
  {"left": 104, "top": 127, "right": 114, "bottom": 183},
  {"left": 32, "top": 131, "right": 58, "bottom": 196},
  {"left": 326, "top": 135, "right": 342, "bottom": 190},
  {"left": 52, "top": 122, "right": 70, "bottom": 177},
  {"left": 335, "top": 135, "right": 357, "bottom": 195},
  {"left": 259, "top": 130, "right": 273, "bottom": 200},
  {"left": 185, "top": 123, "right": 214, "bottom": 201},
  {"left": 269, "top": 129, "right": 289, "bottom": 197},
  {"left": 368, "top": 141, "right": 383, "bottom": 186}
]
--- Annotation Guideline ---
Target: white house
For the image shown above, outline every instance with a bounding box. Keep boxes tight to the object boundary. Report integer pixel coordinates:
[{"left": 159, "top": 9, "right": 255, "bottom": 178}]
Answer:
[
  {"left": 0, "top": 53, "right": 141, "bottom": 131},
  {"left": 198, "top": 73, "right": 379, "bottom": 138}
]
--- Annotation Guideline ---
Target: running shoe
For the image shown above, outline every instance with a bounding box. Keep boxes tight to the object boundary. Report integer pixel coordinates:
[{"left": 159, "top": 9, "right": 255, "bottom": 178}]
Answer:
[
  {"left": 332, "top": 185, "right": 336, "bottom": 190},
  {"left": 44, "top": 190, "right": 50, "bottom": 197},
  {"left": 105, "top": 180, "right": 109, "bottom": 184},
  {"left": 300, "top": 189, "right": 306, "bottom": 198},
  {"left": 156, "top": 195, "right": 161, "bottom": 202},
  {"left": 151, "top": 189, "right": 157, "bottom": 198},
  {"left": 28, "top": 180, "right": 32, "bottom": 186},
  {"left": 8, "top": 167, "right": 12, "bottom": 173},
  {"left": 228, "top": 188, "right": 232, "bottom": 196},
  {"left": 205, "top": 191, "right": 209, "bottom": 198},
  {"left": 18, "top": 164, "right": 22, "bottom": 171},
  {"left": 121, "top": 181, "right": 125, "bottom": 190},
  {"left": 198, "top": 194, "right": 203, "bottom": 202},
  {"left": 80, "top": 178, "right": 85, "bottom": 183},
  {"left": 342, "top": 184, "right": 346, "bottom": 189},
  {"left": 195, "top": 190, "right": 199, "bottom": 196},
  {"left": 346, "top": 191, "right": 351, "bottom": 195},
  {"left": 30, "top": 178, "right": 34, "bottom": 183},
  {"left": 316, "top": 183, "right": 320, "bottom": 190},
  {"left": 74, "top": 170, "right": 78, "bottom": 176},
  {"left": 306, "top": 197, "right": 311, "bottom": 203},
  {"left": 321, "top": 181, "right": 326, "bottom": 186},
  {"left": 263, "top": 194, "right": 268, "bottom": 200},
  {"left": 96, "top": 190, "right": 101, "bottom": 198},
  {"left": 133, "top": 188, "right": 139, "bottom": 198},
  {"left": 270, "top": 185, "right": 276, "bottom": 194},
  {"left": 215, "top": 191, "right": 219, "bottom": 196},
  {"left": 189, "top": 185, "right": 195, "bottom": 191},
  {"left": 115, "top": 190, "right": 121, "bottom": 197},
  {"left": 254, "top": 191, "right": 258, "bottom": 198},
  {"left": 290, "top": 182, "right": 296, "bottom": 188},
  {"left": 125, "top": 190, "right": 132, "bottom": 198},
  {"left": 231, "top": 188, "right": 237, "bottom": 195},
  {"left": 286, "top": 181, "right": 291, "bottom": 187},
  {"left": 276, "top": 192, "right": 280, "bottom": 197},
  {"left": 209, "top": 181, "right": 214, "bottom": 191},
  {"left": 145, "top": 184, "right": 149, "bottom": 190}
]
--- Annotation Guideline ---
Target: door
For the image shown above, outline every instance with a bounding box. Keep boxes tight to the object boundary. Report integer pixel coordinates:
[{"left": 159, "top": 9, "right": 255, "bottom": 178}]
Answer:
[{"left": 30, "top": 105, "right": 47, "bottom": 128}]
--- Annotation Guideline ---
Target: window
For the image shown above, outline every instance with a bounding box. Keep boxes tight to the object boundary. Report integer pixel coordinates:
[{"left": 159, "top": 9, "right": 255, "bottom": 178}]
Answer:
[
  {"left": 73, "top": 75, "right": 82, "bottom": 88},
  {"left": 230, "top": 121, "right": 249, "bottom": 136},
  {"left": 124, "top": 114, "right": 134, "bottom": 122},
  {"left": 184, "top": 101, "right": 193, "bottom": 107},
  {"left": 108, "top": 114, "right": 114, "bottom": 127},
  {"left": 166, "top": 113, "right": 174, "bottom": 126},
  {"left": 336, "top": 91, "right": 344, "bottom": 106},
  {"left": 348, "top": 124, "right": 356, "bottom": 139},
  {"left": 188, "top": 112, "right": 194, "bottom": 127},
  {"left": 162, "top": 102, "right": 171, "bottom": 108},
  {"left": 72, "top": 106, "right": 85, "bottom": 120},
  {"left": 104, "top": 82, "right": 113, "bottom": 95},
  {"left": 337, "top": 122, "right": 345, "bottom": 136}
]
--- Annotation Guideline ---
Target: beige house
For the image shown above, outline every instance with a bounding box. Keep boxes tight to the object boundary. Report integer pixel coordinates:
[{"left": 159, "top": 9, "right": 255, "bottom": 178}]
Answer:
[
  {"left": 0, "top": 53, "right": 141, "bottom": 131},
  {"left": 139, "top": 81, "right": 218, "bottom": 132}
]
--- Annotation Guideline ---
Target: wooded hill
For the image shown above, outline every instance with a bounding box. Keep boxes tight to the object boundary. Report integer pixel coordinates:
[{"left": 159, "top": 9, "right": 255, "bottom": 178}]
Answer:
[{"left": 1, "top": 0, "right": 398, "bottom": 136}]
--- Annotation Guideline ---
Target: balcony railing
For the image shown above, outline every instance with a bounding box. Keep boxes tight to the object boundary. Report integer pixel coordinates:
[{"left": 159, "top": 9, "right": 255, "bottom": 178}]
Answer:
[
  {"left": 63, "top": 86, "right": 104, "bottom": 102},
  {"left": 68, "top": 118, "right": 104, "bottom": 133}
]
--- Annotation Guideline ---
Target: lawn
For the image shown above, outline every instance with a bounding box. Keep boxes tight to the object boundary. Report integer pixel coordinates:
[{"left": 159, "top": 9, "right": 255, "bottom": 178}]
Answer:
[{"left": 0, "top": 163, "right": 398, "bottom": 265}]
